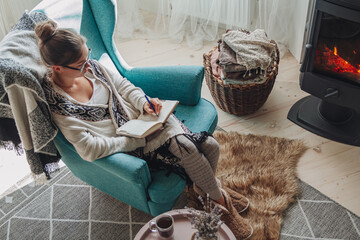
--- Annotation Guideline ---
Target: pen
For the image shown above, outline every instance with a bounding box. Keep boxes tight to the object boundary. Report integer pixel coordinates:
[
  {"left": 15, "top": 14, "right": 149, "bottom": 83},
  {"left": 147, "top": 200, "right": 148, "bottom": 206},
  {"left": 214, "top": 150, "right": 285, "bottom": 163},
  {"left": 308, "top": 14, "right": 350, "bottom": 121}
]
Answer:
[{"left": 145, "top": 95, "right": 158, "bottom": 117}]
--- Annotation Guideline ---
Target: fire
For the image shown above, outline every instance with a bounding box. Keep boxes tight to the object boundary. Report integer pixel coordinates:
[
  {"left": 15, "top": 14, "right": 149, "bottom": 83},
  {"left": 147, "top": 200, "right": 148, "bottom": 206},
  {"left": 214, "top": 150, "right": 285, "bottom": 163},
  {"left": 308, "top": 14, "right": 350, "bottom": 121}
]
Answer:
[
  {"left": 314, "top": 44, "right": 360, "bottom": 83},
  {"left": 324, "top": 46, "right": 359, "bottom": 74}
]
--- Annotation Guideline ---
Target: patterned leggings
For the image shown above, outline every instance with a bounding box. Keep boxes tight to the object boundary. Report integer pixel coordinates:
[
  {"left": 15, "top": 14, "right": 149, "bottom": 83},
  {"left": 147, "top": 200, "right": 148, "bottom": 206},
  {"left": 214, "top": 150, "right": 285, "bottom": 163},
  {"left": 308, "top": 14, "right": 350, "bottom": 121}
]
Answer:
[{"left": 168, "top": 135, "right": 222, "bottom": 200}]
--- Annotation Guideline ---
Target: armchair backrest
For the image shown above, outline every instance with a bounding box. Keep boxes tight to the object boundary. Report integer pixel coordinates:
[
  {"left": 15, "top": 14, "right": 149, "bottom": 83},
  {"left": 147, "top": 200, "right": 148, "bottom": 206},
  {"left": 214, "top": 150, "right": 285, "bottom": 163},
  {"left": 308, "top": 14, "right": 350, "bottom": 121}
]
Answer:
[{"left": 81, "top": 0, "right": 131, "bottom": 75}]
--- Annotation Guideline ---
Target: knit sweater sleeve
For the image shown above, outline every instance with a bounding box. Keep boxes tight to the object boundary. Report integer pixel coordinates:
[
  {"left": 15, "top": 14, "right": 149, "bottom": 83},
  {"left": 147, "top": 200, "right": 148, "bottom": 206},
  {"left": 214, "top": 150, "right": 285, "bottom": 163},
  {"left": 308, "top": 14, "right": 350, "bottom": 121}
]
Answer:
[{"left": 53, "top": 114, "right": 146, "bottom": 162}]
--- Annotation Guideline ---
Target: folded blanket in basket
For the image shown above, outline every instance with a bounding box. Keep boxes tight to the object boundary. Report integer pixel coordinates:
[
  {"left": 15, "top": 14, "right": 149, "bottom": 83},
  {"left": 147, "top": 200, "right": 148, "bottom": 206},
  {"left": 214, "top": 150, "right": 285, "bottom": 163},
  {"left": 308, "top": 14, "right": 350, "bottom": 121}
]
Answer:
[
  {"left": 211, "top": 47, "right": 266, "bottom": 85},
  {"left": 218, "top": 40, "right": 247, "bottom": 73},
  {"left": 221, "top": 29, "right": 276, "bottom": 73},
  {"left": 210, "top": 47, "right": 222, "bottom": 78},
  {"left": 221, "top": 71, "right": 266, "bottom": 85}
]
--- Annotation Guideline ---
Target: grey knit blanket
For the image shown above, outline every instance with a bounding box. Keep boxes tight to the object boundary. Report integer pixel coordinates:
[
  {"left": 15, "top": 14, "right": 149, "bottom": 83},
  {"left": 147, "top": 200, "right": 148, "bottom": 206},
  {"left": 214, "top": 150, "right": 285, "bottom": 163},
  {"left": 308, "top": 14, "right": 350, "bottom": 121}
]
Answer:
[
  {"left": 0, "top": 11, "right": 60, "bottom": 183},
  {"left": 221, "top": 29, "right": 276, "bottom": 72}
]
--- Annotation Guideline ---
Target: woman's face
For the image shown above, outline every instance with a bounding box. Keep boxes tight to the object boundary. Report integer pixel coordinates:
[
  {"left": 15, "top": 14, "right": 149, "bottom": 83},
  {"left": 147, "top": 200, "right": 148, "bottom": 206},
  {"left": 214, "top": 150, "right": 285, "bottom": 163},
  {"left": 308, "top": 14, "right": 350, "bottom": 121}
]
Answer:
[{"left": 59, "top": 44, "right": 91, "bottom": 77}]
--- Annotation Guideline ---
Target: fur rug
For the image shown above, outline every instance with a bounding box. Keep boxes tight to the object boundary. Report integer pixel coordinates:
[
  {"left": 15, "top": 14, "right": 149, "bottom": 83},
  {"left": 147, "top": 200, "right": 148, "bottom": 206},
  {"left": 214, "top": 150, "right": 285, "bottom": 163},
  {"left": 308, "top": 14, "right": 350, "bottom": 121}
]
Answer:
[{"left": 212, "top": 131, "right": 307, "bottom": 240}]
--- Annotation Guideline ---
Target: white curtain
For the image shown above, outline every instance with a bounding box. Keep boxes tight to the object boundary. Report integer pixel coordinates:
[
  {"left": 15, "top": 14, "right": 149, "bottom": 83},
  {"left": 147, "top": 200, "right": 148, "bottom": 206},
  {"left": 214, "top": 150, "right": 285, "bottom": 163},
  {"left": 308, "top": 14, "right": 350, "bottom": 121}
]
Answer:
[
  {"left": 254, "top": 0, "right": 297, "bottom": 56},
  {"left": 1, "top": 0, "right": 296, "bottom": 56},
  {"left": 0, "top": 0, "right": 42, "bottom": 40},
  {"left": 115, "top": 0, "right": 296, "bottom": 56},
  {"left": 166, "top": 0, "right": 253, "bottom": 49}
]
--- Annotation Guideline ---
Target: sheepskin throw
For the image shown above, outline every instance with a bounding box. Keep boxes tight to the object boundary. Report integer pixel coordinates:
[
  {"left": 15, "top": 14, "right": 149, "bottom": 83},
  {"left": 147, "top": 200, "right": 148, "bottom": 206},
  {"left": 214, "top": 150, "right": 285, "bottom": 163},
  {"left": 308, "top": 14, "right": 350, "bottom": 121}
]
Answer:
[{"left": 213, "top": 131, "right": 306, "bottom": 240}]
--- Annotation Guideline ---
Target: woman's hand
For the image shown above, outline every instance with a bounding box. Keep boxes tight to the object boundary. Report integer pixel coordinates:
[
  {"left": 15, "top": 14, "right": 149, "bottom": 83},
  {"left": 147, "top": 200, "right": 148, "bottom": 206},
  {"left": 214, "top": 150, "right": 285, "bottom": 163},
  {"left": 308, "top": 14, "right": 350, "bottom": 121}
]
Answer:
[{"left": 143, "top": 97, "right": 162, "bottom": 116}]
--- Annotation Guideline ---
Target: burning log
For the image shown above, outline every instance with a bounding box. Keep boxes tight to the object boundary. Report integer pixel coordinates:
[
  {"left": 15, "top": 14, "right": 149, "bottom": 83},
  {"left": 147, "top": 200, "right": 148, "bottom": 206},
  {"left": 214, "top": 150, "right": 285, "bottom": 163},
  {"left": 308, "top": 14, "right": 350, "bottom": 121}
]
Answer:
[{"left": 314, "top": 44, "right": 360, "bottom": 83}]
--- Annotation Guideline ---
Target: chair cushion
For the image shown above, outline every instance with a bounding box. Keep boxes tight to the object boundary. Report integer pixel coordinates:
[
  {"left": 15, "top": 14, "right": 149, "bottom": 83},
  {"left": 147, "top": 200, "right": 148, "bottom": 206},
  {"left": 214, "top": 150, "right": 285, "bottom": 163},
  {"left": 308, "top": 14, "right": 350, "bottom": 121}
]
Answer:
[{"left": 148, "top": 170, "right": 187, "bottom": 203}]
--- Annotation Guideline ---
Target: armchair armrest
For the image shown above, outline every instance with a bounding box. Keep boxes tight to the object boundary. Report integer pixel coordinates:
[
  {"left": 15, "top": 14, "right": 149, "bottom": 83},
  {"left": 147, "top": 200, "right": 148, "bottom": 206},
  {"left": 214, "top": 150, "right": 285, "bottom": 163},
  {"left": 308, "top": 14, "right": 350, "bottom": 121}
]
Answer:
[
  {"left": 92, "top": 152, "right": 152, "bottom": 186},
  {"left": 54, "top": 130, "right": 151, "bottom": 186},
  {"left": 124, "top": 65, "right": 205, "bottom": 106}
]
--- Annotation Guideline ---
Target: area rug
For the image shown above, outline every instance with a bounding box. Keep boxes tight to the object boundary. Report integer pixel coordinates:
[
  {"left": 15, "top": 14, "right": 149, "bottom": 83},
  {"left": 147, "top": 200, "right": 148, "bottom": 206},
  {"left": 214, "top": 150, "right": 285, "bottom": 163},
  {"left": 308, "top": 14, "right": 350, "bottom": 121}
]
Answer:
[{"left": 1, "top": 132, "right": 359, "bottom": 239}]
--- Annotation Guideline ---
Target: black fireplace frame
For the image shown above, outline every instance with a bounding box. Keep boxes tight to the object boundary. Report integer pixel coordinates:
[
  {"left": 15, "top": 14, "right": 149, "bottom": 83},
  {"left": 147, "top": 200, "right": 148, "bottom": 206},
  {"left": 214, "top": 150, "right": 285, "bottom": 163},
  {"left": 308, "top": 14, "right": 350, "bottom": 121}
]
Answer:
[{"left": 288, "top": 0, "right": 360, "bottom": 146}]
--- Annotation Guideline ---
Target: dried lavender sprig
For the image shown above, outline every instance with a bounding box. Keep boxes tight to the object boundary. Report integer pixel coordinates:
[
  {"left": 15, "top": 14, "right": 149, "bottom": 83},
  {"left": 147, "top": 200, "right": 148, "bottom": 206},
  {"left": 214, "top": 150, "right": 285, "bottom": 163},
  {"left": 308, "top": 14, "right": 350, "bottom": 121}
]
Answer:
[{"left": 187, "top": 192, "right": 225, "bottom": 238}]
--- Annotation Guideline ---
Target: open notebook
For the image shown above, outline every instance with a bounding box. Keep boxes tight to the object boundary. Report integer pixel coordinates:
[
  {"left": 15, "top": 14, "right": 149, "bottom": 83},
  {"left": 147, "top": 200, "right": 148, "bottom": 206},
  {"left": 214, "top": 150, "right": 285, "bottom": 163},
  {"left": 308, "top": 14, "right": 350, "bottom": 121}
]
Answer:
[{"left": 116, "top": 100, "right": 179, "bottom": 138}]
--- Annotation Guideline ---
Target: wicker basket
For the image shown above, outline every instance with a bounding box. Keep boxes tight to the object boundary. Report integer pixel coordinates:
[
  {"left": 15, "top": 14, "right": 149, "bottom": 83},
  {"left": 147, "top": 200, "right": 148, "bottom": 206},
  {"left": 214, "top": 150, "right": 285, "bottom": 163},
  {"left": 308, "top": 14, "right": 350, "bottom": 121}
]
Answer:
[{"left": 204, "top": 41, "right": 280, "bottom": 116}]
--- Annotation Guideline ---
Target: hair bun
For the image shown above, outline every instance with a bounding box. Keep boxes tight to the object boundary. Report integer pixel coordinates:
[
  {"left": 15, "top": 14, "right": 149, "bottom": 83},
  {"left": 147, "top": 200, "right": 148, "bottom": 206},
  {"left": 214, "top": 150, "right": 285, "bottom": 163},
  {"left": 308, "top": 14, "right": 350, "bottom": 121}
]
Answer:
[{"left": 35, "top": 20, "right": 58, "bottom": 43}]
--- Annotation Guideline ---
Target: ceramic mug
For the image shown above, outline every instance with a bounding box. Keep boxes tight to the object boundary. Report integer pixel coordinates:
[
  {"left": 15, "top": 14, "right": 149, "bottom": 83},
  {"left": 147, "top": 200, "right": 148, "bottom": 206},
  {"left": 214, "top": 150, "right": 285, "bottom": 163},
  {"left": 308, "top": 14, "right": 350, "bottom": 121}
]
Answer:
[{"left": 149, "top": 213, "right": 174, "bottom": 238}]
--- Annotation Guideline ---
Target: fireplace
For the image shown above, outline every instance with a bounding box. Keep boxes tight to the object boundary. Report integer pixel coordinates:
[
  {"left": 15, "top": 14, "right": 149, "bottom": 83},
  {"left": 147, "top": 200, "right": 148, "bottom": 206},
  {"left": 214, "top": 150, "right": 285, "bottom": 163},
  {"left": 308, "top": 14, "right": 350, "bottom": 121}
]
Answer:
[{"left": 287, "top": 0, "right": 360, "bottom": 146}]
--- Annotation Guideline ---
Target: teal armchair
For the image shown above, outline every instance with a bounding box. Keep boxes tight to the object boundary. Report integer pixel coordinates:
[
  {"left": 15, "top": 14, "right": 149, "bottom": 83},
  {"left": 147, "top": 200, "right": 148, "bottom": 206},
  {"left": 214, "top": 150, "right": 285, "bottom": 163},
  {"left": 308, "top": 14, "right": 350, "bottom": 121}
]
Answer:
[{"left": 33, "top": 0, "right": 218, "bottom": 216}]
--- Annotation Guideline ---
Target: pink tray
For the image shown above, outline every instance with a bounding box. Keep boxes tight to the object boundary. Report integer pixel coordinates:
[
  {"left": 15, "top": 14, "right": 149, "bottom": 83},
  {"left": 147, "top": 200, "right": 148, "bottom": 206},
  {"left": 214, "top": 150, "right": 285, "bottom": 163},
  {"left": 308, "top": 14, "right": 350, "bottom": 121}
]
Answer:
[{"left": 134, "top": 209, "right": 236, "bottom": 240}]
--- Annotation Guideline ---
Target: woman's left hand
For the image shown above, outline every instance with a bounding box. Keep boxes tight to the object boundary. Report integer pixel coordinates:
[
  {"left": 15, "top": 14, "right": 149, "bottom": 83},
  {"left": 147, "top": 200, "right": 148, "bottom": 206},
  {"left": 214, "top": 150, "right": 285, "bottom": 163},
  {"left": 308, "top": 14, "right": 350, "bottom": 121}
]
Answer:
[{"left": 143, "top": 97, "right": 162, "bottom": 116}]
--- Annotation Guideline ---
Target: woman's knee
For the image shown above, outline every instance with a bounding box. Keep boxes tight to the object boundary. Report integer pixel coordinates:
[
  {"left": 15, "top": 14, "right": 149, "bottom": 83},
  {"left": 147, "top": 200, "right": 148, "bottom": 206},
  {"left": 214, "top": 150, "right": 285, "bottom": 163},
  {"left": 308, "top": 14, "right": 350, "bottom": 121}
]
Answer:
[
  {"left": 202, "top": 136, "right": 220, "bottom": 154},
  {"left": 168, "top": 135, "right": 199, "bottom": 157}
]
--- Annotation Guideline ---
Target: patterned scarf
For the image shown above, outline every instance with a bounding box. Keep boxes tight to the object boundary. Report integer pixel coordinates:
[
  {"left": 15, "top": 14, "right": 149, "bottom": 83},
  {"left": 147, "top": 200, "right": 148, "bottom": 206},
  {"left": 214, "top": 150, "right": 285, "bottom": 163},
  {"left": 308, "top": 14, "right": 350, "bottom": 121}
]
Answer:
[{"left": 43, "top": 60, "right": 129, "bottom": 128}]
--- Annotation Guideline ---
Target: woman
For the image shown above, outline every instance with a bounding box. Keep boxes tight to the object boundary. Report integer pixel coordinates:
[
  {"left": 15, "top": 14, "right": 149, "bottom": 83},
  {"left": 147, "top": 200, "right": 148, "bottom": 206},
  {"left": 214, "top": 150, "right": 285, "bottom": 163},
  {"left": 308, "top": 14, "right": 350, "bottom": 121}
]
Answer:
[{"left": 36, "top": 20, "right": 252, "bottom": 239}]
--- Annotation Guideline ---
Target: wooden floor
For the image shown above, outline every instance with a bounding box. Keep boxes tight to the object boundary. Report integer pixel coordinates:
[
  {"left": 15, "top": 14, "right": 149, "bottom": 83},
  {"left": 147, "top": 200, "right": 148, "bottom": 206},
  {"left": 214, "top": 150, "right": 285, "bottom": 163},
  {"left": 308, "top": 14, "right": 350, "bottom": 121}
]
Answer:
[{"left": 115, "top": 36, "right": 360, "bottom": 216}]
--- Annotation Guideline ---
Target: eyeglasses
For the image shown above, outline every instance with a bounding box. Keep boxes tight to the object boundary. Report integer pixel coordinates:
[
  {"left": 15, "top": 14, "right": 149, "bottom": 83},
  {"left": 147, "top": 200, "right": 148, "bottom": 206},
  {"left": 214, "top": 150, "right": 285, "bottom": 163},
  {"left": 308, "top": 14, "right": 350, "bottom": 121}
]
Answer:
[{"left": 64, "top": 49, "right": 92, "bottom": 72}]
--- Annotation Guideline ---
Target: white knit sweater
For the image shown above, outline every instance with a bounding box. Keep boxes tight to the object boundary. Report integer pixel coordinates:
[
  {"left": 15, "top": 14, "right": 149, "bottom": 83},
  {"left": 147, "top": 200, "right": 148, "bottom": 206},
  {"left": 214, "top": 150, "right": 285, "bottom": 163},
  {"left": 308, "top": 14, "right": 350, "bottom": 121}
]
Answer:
[{"left": 49, "top": 61, "right": 185, "bottom": 161}]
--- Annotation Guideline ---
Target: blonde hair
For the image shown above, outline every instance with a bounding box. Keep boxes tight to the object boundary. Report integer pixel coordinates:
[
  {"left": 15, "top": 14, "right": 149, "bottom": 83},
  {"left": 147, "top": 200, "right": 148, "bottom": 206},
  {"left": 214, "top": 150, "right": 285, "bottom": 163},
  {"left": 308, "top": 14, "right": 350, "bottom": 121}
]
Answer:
[{"left": 35, "top": 20, "right": 86, "bottom": 67}]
